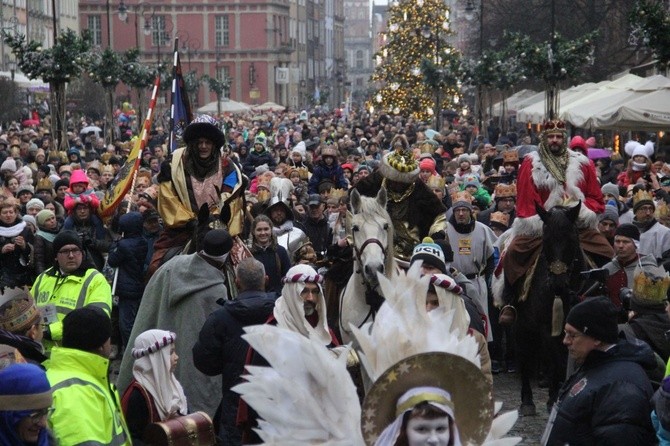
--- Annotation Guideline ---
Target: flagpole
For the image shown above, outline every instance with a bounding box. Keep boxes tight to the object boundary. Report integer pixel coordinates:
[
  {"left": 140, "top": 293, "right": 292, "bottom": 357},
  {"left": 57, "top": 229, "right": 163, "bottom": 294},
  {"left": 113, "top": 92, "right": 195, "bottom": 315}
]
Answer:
[{"left": 168, "top": 38, "right": 194, "bottom": 155}]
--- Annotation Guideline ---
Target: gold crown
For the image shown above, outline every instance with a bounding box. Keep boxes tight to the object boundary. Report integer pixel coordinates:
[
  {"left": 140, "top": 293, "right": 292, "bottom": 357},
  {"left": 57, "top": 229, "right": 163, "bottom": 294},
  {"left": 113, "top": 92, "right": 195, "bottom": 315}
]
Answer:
[
  {"left": 450, "top": 190, "right": 473, "bottom": 204},
  {"left": 502, "top": 150, "right": 519, "bottom": 164},
  {"left": 494, "top": 183, "right": 517, "bottom": 198},
  {"left": 633, "top": 266, "right": 670, "bottom": 304},
  {"left": 490, "top": 211, "right": 510, "bottom": 228},
  {"left": 328, "top": 188, "right": 348, "bottom": 200},
  {"left": 656, "top": 201, "right": 670, "bottom": 220},
  {"left": 633, "top": 189, "right": 654, "bottom": 207},
  {"left": 542, "top": 119, "right": 567, "bottom": 135},
  {"left": 426, "top": 174, "right": 445, "bottom": 190}
]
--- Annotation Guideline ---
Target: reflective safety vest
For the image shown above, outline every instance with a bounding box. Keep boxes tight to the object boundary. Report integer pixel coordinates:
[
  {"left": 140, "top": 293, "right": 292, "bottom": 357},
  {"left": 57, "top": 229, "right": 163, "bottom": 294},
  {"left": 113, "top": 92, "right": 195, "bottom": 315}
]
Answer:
[
  {"left": 46, "top": 347, "right": 131, "bottom": 446},
  {"left": 32, "top": 267, "right": 112, "bottom": 351}
]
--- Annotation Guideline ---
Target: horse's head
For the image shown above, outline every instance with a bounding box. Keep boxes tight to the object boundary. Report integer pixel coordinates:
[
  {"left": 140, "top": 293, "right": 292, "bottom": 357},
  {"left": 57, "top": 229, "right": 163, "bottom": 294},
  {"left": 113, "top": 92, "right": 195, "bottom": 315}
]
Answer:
[
  {"left": 349, "top": 187, "right": 394, "bottom": 288},
  {"left": 536, "top": 201, "right": 582, "bottom": 295}
]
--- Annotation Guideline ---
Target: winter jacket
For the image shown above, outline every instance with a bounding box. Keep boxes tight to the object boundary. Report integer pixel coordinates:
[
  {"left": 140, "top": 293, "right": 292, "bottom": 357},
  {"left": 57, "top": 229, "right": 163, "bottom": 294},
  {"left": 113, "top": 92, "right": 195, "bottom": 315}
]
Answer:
[
  {"left": 543, "top": 339, "right": 657, "bottom": 446},
  {"left": 251, "top": 245, "right": 290, "bottom": 297},
  {"left": 243, "top": 148, "right": 276, "bottom": 176},
  {"left": 107, "top": 212, "right": 148, "bottom": 300},
  {"left": 63, "top": 214, "right": 110, "bottom": 271},
  {"left": 34, "top": 227, "right": 59, "bottom": 274},
  {"left": 301, "top": 216, "right": 332, "bottom": 261},
  {"left": 604, "top": 254, "right": 657, "bottom": 308},
  {"left": 0, "top": 219, "right": 34, "bottom": 288},
  {"left": 32, "top": 267, "right": 112, "bottom": 352},
  {"left": 192, "top": 290, "right": 276, "bottom": 444},
  {"left": 652, "top": 381, "right": 670, "bottom": 446},
  {"left": 46, "top": 347, "right": 131, "bottom": 446},
  {"left": 308, "top": 162, "right": 347, "bottom": 194}
]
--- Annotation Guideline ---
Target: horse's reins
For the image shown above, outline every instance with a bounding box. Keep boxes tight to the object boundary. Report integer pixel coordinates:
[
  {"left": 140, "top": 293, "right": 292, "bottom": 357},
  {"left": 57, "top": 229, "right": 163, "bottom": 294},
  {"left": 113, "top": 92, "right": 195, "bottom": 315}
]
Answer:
[{"left": 351, "top": 230, "right": 388, "bottom": 326}]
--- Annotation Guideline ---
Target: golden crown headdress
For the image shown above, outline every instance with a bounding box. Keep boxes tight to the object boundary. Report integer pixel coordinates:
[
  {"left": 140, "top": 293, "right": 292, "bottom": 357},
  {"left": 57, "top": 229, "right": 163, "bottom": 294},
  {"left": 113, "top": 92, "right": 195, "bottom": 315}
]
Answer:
[{"left": 633, "top": 265, "right": 670, "bottom": 305}]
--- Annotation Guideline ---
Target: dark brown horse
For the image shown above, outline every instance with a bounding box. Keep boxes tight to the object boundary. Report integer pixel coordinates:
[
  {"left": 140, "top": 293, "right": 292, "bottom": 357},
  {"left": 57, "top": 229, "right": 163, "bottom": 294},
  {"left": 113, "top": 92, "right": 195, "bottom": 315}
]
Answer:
[{"left": 514, "top": 202, "right": 586, "bottom": 416}]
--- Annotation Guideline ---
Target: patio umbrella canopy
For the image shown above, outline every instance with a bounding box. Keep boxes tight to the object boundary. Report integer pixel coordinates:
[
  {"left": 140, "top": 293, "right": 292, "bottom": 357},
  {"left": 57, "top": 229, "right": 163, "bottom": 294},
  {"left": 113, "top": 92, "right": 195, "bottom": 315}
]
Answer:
[
  {"left": 594, "top": 88, "right": 670, "bottom": 131},
  {"left": 197, "top": 99, "right": 252, "bottom": 114},
  {"left": 253, "top": 101, "right": 286, "bottom": 112}
]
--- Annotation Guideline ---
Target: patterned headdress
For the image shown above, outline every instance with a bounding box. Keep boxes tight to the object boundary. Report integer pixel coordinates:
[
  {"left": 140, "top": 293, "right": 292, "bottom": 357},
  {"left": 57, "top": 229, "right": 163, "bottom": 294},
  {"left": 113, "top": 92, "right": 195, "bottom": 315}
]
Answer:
[{"left": 379, "top": 135, "right": 419, "bottom": 184}]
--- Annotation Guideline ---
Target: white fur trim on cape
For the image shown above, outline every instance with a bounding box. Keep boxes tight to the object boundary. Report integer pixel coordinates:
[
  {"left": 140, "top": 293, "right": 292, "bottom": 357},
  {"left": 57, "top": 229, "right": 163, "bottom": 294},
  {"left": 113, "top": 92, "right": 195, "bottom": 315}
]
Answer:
[{"left": 512, "top": 150, "right": 597, "bottom": 238}]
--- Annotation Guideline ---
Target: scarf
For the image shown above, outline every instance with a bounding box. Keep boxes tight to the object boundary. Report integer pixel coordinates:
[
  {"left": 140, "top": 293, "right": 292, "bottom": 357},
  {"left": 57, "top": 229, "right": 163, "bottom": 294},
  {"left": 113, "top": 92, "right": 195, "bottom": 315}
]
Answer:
[
  {"left": 36, "top": 227, "right": 59, "bottom": 243},
  {"left": 633, "top": 217, "right": 657, "bottom": 234},
  {"left": 131, "top": 330, "right": 188, "bottom": 420},
  {"left": 184, "top": 145, "right": 219, "bottom": 180},
  {"left": 632, "top": 161, "right": 647, "bottom": 172},
  {"left": 272, "top": 220, "right": 294, "bottom": 237},
  {"left": 538, "top": 141, "right": 569, "bottom": 184},
  {"left": 448, "top": 213, "right": 476, "bottom": 234},
  {"left": 0, "top": 220, "right": 25, "bottom": 238}
]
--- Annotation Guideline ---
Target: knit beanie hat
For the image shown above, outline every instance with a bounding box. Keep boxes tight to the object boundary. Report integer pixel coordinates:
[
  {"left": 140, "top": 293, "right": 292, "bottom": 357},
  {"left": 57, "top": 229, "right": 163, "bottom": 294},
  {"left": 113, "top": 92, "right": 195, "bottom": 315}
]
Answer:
[
  {"left": 410, "top": 237, "right": 447, "bottom": 274},
  {"left": 62, "top": 306, "right": 112, "bottom": 352},
  {"left": 54, "top": 178, "right": 69, "bottom": 190},
  {"left": 601, "top": 183, "right": 619, "bottom": 199},
  {"left": 22, "top": 215, "right": 36, "bottom": 228},
  {"left": 614, "top": 223, "right": 640, "bottom": 241},
  {"left": 451, "top": 191, "right": 473, "bottom": 211},
  {"left": 598, "top": 205, "right": 619, "bottom": 225},
  {"left": 419, "top": 158, "right": 437, "bottom": 175},
  {"left": 36, "top": 209, "right": 56, "bottom": 228},
  {"left": 565, "top": 296, "right": 619, "bottom": 344},
  {"left": 0, "top": 363, "right": 52, "bottom": 411},
  {"left": 201, "top": 229, "right": 233, "bottom": 257},
  {"left": 0, "top": 157, "right": 16, "bottom": 172},
  {"left": 26, "top": 198, "right": 44, "bottom": 212},
  {"left": 52, "top": 230, "right": 83, "bottom": 255},
  {"left": 0, "top": 292, "right": 40, "bottom": 333}
]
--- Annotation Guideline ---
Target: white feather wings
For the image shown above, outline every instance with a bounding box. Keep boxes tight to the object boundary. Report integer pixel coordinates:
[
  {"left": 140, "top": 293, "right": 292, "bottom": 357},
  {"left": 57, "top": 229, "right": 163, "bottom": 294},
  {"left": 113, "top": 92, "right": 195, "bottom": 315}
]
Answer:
[{"left": 233, "top": 263, "right": 521, "bottom": 445}]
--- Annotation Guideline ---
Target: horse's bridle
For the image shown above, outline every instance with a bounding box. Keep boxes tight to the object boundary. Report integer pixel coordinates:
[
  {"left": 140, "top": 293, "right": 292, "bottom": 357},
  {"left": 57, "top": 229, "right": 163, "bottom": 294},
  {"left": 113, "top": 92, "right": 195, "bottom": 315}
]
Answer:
[{"left": 352, "top": 237, "right": 387, "bottom": 265}]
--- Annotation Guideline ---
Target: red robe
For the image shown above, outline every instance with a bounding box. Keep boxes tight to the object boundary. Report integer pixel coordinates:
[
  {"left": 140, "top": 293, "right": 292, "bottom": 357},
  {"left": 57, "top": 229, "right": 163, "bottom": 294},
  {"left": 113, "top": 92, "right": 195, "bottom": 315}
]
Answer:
[{"left": 513, "top": 149, "right": 604, "bottom": 237}]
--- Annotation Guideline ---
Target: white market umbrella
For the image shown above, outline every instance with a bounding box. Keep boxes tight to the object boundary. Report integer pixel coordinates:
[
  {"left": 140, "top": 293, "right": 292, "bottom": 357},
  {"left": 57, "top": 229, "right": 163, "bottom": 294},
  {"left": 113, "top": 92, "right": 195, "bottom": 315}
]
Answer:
[
  {"left": 197, "top": 99, "right": 252, "bottom": 114},
  {"left": 491, "top": 89, "right": 538, "bottom": 117},
  {"left": 516, "top": 82, "right": 603, "bottom": 123},
  {"left": 593, "top": 87, "right": 670, "bottom": 131},
  {"left": 253, "top": 101, "right": 286, "bottom": 112}
]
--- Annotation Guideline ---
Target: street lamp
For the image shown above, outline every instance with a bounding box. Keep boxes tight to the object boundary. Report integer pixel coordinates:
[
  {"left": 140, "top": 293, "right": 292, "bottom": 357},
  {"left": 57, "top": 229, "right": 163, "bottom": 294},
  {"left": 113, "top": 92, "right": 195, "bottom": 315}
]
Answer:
[{"left": 117, "top": 2, "right": 157, "bottom": 58}]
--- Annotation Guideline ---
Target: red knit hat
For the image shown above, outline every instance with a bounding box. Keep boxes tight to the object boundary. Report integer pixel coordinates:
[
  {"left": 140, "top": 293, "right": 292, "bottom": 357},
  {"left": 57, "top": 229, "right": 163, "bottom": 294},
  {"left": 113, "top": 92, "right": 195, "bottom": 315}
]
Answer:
[{"left": 419, "top": 158, "right": 436, "bottom": 174}]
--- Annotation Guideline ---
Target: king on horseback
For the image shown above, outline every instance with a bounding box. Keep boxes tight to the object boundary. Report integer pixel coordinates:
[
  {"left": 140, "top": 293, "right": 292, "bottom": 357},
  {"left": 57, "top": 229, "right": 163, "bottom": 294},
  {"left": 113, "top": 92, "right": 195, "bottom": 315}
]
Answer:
[{"left": 496, "top": 119, "right": 614, "bottom": 324}]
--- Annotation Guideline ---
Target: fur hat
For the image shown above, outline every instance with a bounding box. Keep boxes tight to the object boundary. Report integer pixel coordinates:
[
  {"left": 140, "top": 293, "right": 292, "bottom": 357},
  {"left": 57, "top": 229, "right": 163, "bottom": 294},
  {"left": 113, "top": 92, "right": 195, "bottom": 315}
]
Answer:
[
  {"left": 565, "top": 296, "right": 618, "bottom": 344},
  {"left": 183, "top": 115, "right": 226, "bottom": 148},
  {"left": 379, "top": 135, "right": 419, "bottom": 184},
  {"left": 624, "top": 140, "right": 653, "bottom": 160},
  {"left": 62, "top": 306, "right": 112, "bottom": 352},
  {"left": 410, "top": 237, "right": 447, "bottom": 274}
]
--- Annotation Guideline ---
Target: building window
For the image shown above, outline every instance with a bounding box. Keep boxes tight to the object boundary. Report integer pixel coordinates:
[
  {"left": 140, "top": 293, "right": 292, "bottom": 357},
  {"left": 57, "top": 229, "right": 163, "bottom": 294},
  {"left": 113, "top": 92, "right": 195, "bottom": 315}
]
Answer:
[
  {"left": 356, "top": 50, "right": 364, "bottom": 69},
  {"left": 88, "top": 15, "right": 102, "bottom": 46},
  {"left": 356, "top": 78, "right": 364, "bottom": 87},
  {"left": 152, "top": 15, "right": 169, "bottom": 48},
  {"left": 215, "top": 15, "right": 229, "bottom": 47},
  {"left": 216, "top": 66, "right": 230, "bottom": 82}
]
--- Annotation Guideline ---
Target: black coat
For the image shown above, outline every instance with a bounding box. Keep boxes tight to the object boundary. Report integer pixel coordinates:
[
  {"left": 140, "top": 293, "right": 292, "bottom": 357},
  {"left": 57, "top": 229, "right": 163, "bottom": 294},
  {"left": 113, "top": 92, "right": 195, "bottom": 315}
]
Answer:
[
  {"left": 251, "top": 244, "right": 291, "bottom": 297},
  {"left": 545, "top": 339, "right": 657, "bottom": 446},
  {"left": 242, "top": 148, "right": 276, "bottom": 176},
  {"left": 192, "top": 291, "right": 276, "bottom": 444}
]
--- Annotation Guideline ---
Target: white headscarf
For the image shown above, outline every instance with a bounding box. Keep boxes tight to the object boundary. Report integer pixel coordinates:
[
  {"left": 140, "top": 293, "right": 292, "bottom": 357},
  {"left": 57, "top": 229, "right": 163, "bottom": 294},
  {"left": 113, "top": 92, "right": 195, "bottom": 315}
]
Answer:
[
  {"left": 430, "top": 274, "right": 470, "bottom": 336},
  {"left": 375, "top": 386, "right": 462, "bottom": 446},
  {"left": 273, "top": 264, "right": 332, "bottom": 345},
  {"left": 132, "top": 329, "right": 188, "bottom": 420}
]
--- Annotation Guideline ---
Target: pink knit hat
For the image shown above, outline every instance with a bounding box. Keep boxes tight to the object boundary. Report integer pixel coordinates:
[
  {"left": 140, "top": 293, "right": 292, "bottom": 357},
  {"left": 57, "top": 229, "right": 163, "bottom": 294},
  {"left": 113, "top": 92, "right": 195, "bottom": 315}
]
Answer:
[{"left": 419, "top": 157, "right": 437, "bottom": 174}]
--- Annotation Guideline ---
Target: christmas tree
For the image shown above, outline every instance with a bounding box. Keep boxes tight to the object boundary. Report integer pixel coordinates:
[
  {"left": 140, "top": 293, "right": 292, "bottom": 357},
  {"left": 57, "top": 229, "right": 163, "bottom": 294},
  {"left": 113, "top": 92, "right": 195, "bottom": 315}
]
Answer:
[{"left": 371, "top": 0, "right": 462, "bottom": 123}]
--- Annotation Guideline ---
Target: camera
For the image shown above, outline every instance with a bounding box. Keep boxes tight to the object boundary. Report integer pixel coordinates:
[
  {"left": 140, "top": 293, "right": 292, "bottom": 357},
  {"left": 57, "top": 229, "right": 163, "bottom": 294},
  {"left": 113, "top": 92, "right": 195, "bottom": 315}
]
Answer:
[{"left": 619, "top": 287, "right": 633, "bottom": 311}]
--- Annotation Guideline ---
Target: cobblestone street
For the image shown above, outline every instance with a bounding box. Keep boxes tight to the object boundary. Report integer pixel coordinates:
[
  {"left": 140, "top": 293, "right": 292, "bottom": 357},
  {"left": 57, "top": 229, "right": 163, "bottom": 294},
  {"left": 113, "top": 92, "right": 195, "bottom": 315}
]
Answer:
[{"left": 494, "top": 371, "right": 550, "bottom": 445}]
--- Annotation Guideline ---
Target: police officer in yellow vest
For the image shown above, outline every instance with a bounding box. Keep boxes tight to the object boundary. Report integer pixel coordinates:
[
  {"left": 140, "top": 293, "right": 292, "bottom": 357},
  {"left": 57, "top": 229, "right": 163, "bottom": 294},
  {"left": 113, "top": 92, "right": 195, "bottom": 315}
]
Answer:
[
  {"left": 31, "top": 230, "right": 112, "bottom": 353},
  {"left": 46, "top": 306, "right": 131, "bottom": 445}
]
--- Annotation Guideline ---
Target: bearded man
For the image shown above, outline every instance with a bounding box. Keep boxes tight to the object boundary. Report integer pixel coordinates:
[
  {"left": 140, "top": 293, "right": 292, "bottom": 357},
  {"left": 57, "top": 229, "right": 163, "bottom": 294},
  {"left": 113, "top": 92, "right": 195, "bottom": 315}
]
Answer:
[
  {"left": 497, "top": 120, "right": 613, "bottom": 324},
  {"left": 150, "top": 115, "right": 246, "bottom": 276},
  {"left": 355, "top": 134, "right": 447, "bottom": 262}
]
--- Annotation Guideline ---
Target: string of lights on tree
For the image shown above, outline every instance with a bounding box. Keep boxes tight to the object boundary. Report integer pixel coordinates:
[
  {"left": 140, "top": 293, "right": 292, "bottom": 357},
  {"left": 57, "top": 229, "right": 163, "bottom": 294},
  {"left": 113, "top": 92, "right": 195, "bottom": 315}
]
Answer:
[
  {"left": 630, "top": 0, "right": 670, "bottom": 67},
  {"left": 370, "top": 0, "right": 462, "bottom": 121}
]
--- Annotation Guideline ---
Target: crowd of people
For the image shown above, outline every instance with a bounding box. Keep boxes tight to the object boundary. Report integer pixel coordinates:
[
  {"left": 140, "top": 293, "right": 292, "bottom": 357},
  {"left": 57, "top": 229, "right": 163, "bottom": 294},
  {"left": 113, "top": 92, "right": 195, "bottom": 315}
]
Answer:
[{"left": 1, "top": 108, "right": 670, "bottom": 445}]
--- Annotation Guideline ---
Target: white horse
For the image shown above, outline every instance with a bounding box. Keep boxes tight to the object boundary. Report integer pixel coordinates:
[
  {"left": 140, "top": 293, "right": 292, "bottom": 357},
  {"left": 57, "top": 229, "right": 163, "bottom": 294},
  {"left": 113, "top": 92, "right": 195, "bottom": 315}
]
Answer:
[{"left": 339, "top": 187, "right": 397, "bottom": 344}]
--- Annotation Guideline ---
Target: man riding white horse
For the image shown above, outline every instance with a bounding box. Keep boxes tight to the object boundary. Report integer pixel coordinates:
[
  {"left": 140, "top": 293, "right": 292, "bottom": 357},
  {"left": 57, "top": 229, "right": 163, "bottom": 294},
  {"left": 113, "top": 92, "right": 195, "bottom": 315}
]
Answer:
[
  {"left": 497, "top": 119, "right": 614, "bottom": 324},
  {"left": 354, "top": 134, "right": 447, "bottom": 263}
]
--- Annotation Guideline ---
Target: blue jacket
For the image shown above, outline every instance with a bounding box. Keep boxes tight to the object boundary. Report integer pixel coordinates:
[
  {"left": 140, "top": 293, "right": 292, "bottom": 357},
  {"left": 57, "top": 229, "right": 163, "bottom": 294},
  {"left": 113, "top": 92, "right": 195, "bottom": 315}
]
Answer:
[
  {"left": 308, "top": 162, "right": 347, "bottom": 194},
  {"left": 545, "top": 339, "right": 657, "bottom": 445},
  {"left": 107, "top": 213, "right": 148, "bottom": 300}
]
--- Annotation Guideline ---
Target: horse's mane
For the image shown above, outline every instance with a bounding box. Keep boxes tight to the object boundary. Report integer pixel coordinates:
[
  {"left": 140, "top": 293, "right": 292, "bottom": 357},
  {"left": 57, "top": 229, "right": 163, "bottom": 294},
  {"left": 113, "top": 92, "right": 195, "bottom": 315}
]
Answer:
[{"left": 350, "top": 194, "right": 396, "bottom": 275}]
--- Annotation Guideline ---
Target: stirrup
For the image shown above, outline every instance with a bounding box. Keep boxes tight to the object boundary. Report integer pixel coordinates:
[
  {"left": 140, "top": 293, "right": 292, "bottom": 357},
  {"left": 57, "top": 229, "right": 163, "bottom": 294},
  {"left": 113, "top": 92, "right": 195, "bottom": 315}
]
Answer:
[{"left": 499, "top": 305, "right": 517, "bottom": 325}]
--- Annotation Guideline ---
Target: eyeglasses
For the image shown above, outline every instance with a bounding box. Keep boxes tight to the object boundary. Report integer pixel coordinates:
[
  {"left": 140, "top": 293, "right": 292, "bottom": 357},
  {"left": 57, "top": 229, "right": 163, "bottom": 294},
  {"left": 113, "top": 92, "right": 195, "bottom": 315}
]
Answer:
[
  {"left": 28, "top": 407, "right": 53, "bottom": 423},
  {"left": 638, "top": 205, "right": 654, "bottom": 213},
  {"left": 57, "top": 248, "right": 82, "bottom": 257},
  {"left": 300, "top": 287, "right": 321, "bottom": 297},
  {"left": 563, "top": 330, "right": 584, "bottom": 340}
]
